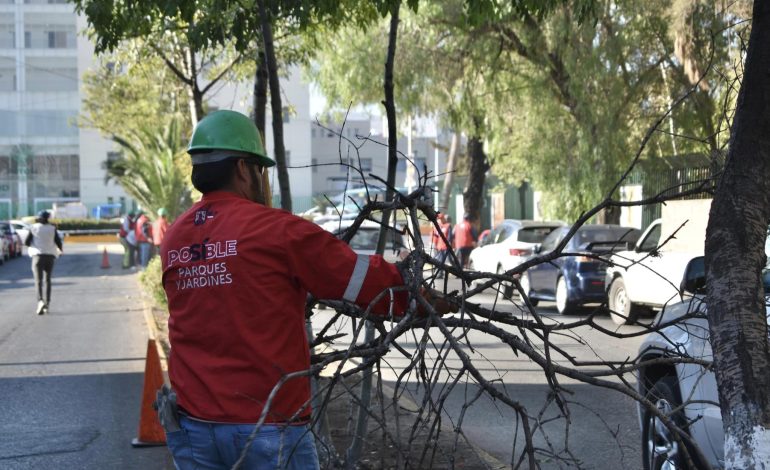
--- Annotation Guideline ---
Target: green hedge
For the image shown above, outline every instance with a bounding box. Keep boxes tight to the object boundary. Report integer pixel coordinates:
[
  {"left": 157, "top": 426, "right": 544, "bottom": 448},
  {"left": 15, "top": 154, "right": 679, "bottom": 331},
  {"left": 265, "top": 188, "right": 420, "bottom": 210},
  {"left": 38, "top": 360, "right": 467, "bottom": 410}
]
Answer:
[
  {"left": 54, "top": 219, "right": 122, "bottom": 231},
  {"left": 139, "top": 256, "right": 167, "bottom": 308}
]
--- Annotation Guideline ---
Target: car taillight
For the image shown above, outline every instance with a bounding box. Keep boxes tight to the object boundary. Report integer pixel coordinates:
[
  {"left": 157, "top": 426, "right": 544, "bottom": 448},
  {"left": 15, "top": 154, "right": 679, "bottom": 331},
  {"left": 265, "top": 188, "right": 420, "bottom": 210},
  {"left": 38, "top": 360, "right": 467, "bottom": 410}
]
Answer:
[{"left": 509, "top": 248, "right": 530, "bottom": 256}]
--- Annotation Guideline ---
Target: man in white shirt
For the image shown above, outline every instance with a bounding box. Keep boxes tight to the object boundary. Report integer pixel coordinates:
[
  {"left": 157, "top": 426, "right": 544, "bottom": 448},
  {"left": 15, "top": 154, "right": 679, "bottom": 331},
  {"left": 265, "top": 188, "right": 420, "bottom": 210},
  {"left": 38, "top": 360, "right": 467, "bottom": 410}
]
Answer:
[{"left": 26, "top": 210, "right": 63, "bottom": 315}]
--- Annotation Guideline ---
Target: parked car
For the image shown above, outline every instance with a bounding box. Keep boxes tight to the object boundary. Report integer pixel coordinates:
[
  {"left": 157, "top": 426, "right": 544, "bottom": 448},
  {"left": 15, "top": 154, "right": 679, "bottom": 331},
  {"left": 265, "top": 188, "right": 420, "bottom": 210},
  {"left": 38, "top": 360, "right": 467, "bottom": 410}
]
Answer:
[
  {"left": 10, "top": 220, "right": 31, "bottom": 245},
  {"left": 0, "top": 221, "right": 22, "bottom": 259},
  {"left": 331, "top": 219, "right": 408, "bottom": 263},
  {"left": 636, "top": 257, "right": 770, "bottom": 469},
  {"left": 521, "top": 224, "right": 642, "bottom": 314},
  {"left": 0, "top": 228, "right": 8, "bottom": 263},
  {"left": 605, "top": 218, "right": 703, "bottom": 325},
  {"left": 469, "top": 219, "right": 564, "bottom": 291}
]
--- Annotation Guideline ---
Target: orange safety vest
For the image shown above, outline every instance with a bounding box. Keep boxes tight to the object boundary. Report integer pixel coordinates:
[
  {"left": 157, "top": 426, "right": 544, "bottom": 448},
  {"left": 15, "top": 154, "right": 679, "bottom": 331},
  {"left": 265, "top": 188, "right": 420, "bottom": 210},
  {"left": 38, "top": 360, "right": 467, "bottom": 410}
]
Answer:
[
  {"left": 135, "top": 214, "right": 152, "bottom": 243},
  {"left": 432, "top": 222, "right": 452, "bottom": 251}
]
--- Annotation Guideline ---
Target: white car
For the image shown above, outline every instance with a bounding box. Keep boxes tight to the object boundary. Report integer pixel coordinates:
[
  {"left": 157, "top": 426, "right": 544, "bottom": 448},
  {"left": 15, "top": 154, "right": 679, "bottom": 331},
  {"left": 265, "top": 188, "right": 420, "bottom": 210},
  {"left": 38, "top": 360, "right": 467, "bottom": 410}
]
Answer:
[
  {"left": 606, "top": 219, "right": 701, "bottom": 324},
  {"left": 330, "top": 219, "right": 408, "bottom": 263},
  {"left": 636, "top": 256, "right": 770, "bottom": 469},
  {"left": 469, "top": 219, "right": 563, "bottom": 290},
  {"left": 10, "top": 220, "right": 30, "bottom": 244}
]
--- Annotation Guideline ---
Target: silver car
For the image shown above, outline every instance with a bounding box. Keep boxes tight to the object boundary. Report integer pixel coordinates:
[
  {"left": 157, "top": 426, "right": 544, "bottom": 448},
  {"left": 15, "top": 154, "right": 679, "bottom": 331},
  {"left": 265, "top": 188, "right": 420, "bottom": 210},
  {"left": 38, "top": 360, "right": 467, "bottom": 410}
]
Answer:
[{"left": 636, "top": 256, "right": 770, "bottom": 469}]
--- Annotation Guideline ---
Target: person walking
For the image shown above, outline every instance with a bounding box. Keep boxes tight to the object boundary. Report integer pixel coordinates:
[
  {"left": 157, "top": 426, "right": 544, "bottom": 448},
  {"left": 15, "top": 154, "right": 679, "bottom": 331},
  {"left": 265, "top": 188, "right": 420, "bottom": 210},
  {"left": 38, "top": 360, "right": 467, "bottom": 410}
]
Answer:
[
  {"left": 152, "top": 207, "right": 169, "bottom": 258},
  {"left": 453, "top": 213, "right": 477, "bottom": 269},
  {"left": 134, "top": 210, "right": 153, "bottom": 268},
  {"left": 157, "top": 110, "right": 454, "bottom": 470},
  {"left": 25, "top": 210, "right": 62, "bottom": 315}
]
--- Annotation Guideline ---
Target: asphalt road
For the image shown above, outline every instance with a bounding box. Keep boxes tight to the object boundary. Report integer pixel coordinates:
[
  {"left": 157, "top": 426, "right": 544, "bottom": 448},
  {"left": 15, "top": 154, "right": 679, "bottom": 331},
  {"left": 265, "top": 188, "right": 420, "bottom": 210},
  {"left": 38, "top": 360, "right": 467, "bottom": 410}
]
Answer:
[
  {"left": 313, "top": 274, "right": 647, "bottom": 470},
  {"left": 0, "top": 243, "right": 174, "bottom": 470}
]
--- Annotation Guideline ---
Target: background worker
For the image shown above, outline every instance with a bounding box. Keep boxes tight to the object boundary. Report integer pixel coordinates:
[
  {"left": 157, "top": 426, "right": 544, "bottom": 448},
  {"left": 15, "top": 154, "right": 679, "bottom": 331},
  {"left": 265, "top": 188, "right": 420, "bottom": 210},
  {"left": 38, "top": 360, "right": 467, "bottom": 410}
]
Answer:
[
  {"left": 134, "top": 210, "right": 153, "bottom": 268},
  {"left": 453, "top": 213, "right": 477, "bottom": 269},
  {"left": 25, "top": 210, "right": 62, "bottom": 315},
  {"left": 431, "top": 212, "right": 453, "bottom": 264},
  {"left": 119, "top": 211, "right": 136, "bottom": 269},
  {"left": 159, "top": 110, "right": 454, "bottom": 470},
  {"left": 152, "top": 207, "right": 169, "bottom": 257}
]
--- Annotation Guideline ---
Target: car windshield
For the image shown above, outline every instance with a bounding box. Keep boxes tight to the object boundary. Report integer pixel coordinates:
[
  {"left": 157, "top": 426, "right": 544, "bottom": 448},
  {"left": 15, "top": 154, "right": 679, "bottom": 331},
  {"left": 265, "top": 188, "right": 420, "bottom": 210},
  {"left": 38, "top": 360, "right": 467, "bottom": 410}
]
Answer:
[
  {"left": 0, "top": 223, "right": 10, "bottom": 235},
  {"left": 344, "top": 227, "right": 404, "bottom": 252},
  {"left": 518, "top": 226, "right": 558, "bottom": 244},
  {"left": 577, "top": 227, "right": 638, "bottom": 245}
]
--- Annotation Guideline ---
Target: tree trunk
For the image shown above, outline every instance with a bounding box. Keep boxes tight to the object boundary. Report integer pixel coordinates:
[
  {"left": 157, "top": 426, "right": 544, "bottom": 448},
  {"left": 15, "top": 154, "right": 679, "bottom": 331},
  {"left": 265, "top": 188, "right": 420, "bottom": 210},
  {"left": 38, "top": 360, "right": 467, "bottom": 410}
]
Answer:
[
  {"left": 439, "top": 131, "right": 459, "bottom": 213},
  {"left": 253, "top": 49, "right": 268, "bottom": 141},
  {"left": 185, "top": 47, "right": 204, "bottom": 124},
  {"left": 704, "top": 2, "right": 770, "bottom": 468},
  {"left": 257, "top": 0, "right": 291, "bottom": 212},
  {"left": 347, "top": 3, "right": 400, "bottom": 468},
  {"left": 596, "top": 206, "right": 620, "bottom": 225},
  {"left": 463, "top": 132, "right": 488, "bottom": 224}
]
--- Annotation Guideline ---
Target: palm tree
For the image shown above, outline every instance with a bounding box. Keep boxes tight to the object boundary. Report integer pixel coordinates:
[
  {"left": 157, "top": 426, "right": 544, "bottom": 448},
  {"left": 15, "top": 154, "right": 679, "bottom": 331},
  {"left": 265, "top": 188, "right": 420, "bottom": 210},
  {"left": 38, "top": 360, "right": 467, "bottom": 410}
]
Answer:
[{"left": 105, "top": 116, "right": 192, "bottom": 220}]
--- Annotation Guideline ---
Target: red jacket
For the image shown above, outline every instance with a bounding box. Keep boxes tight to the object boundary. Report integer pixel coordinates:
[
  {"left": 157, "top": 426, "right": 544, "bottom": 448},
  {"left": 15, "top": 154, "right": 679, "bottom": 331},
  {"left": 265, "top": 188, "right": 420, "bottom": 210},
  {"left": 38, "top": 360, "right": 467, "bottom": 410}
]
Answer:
[
  {"left": 135, "top": 214, "right": 152, "bottom": 243},
  {"left": 153, "top": 217, "right": 169, "bottom": 247},
  {"left": 431, "top": 222, "right": 452, "bottom": 251},
  {"left": 161, "top": 191, "right": 407, "bottom": 423},
  {"left": 453, "top": 220, "right": 476, "bottom": 249}
]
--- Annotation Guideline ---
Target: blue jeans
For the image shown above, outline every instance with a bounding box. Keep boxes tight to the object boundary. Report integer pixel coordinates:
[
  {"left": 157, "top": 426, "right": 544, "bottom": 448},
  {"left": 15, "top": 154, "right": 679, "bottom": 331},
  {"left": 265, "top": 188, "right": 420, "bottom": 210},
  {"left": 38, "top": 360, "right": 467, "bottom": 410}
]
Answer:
[
  {"left": 167, "top": 416, "right": 320, "bottom": 470},
  {"left": 139, "top": 242, "right": 151, "bottom": 268}
]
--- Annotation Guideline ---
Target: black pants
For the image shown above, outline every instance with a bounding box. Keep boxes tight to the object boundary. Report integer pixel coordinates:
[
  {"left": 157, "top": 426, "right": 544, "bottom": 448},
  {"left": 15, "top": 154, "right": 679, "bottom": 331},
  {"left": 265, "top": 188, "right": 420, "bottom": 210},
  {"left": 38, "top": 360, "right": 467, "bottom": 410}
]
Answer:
[{"left": 32, "top": 255, "right": 56, "bottom": 303}]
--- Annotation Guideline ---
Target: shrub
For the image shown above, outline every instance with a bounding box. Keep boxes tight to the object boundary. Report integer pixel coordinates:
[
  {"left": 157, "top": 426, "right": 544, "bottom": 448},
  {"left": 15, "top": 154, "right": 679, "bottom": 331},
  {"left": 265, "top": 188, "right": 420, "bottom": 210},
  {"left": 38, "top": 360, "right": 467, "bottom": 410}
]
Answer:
[
  {"left": 139, "top": 256, "right": 167, "bottom": 308},
  {"left": 55, "top": 219, "right": 121, "bottom": 231}
]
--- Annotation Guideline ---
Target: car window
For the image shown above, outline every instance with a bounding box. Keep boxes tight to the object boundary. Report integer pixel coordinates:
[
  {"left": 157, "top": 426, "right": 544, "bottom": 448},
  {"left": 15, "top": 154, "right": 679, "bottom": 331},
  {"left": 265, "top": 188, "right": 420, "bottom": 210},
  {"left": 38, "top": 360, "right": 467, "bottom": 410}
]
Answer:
[
  {"left": 517, "top": 226, "right": 558, "bottom": 244},
  {"left": 539, "top": 228, "right": 564, "bottom": 253},
  {"left": 0, "top": 223, "right": 10, "bottom": 235},
  {"left": 496, "top": 225, "right": 515, "bottom": 243},
  {"left": 576, "top": 227, "right": 641, "bottom": 248},
  {"left": 638, "top": 223, "right": 661, "bottom": 252},
  {"left": 346, "top": 227, "right": 404, "bottom": 251},
  {"left": 482, "top": 226, "right": 504, "bottom": 246}
]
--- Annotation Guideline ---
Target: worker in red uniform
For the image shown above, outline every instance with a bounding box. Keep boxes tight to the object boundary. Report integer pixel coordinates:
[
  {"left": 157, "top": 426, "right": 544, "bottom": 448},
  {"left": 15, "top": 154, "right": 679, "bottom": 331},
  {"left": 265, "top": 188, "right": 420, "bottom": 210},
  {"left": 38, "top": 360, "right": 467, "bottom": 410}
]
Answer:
[
  {"left": 152, "top": 207, "right": 169, "bottom": 258},
  {"left": 431, "top": 212, "right": 453, "bottom": 264},
  {"left": 134, "top": 209, "right": 153, "bottom": 268},
  {"left": 453, "top": 213, "right": 477, "bottom": 269},
  {"left": 157, "top": 110, "right": 452, "bottom": 470}
]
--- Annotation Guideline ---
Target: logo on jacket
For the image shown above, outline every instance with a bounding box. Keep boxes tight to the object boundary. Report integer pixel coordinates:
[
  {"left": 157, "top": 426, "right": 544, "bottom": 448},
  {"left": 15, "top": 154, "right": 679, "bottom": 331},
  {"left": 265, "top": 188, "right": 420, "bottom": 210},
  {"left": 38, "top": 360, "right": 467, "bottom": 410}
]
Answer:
[{"left": 194, "top": 207, "right": 216, "bottom": 226}]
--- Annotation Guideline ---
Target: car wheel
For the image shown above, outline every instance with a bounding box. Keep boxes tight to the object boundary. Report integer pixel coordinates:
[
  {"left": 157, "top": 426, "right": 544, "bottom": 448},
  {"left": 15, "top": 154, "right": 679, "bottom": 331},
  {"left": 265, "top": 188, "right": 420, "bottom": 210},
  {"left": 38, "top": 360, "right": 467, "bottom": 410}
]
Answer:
[
  {"left": 518, "top": 272, "right": 539, "bottom": 306},
  {"left": 608, "top": 277, "right": 638, "bottom": 325},
  {"left": 497, "top": 265, "right": 514, "bottom": 299},
  {"left": 642, "top": 375, "right": 697, "bottom": 470},
  {"left": 555, "top": 276, "right": 576, "bottom": 315}
]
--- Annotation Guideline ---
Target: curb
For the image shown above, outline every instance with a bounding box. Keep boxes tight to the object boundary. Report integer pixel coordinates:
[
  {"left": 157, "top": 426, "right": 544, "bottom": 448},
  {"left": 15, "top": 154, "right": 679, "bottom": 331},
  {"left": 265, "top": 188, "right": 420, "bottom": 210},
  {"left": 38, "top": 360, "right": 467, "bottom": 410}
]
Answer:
[{"left": 140, "top": 291, "right": 170, "bottom": 385}]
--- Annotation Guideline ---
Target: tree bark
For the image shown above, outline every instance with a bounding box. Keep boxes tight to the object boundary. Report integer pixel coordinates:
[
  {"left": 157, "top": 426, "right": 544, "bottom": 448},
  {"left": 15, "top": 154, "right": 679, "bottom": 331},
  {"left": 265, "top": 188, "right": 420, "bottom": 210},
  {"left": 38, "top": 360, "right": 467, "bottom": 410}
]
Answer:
[
  {"left": 439, "top": 131, "right": 459, "bottom": 213},
  {"left": 463, "top": 133, "right": 488, "bottom": 225},
  {"left": 253, "top": 49, "right": 268, "bottom": 141},
  {"left": 257, "top": 0, "right": 291, "bottom": 212},
  {"left": 704, "top": 2, "right": 770, "bottom": 468}
]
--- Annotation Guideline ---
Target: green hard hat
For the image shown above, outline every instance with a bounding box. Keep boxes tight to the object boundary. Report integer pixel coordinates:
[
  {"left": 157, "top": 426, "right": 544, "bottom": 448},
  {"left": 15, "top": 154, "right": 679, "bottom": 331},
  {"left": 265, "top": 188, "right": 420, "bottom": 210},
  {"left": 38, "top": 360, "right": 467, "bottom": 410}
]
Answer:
[
  {"left": 187, "top": 110, "right": 275, "bottom": 167},
  {"left": 157, "top": 207, "right": 167, "bottom": 217}
]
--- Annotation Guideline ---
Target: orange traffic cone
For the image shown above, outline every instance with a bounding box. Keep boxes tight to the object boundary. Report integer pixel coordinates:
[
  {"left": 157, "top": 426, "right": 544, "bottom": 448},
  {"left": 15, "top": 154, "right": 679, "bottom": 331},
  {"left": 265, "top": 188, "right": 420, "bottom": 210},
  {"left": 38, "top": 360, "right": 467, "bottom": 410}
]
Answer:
[
  {"left": 131, "top": 339, "right": 167, "bottom": 447},
  {"left": 100, "top": 248, "right": 111, "bottom": 269}
]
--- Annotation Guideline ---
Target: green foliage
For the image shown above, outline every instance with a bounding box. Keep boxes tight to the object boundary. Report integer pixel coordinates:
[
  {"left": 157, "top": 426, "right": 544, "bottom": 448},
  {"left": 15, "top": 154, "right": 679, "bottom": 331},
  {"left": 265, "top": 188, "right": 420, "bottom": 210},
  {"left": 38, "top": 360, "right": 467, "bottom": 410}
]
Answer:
[
  {"left": 107, "top": 116, "right": 193, "bottom": 221},
  {"left": 139, "top": 256, "right": 167, "bottom": 308},
  {"left": 81, "top": 42, "right": 190, "bottom": 141}
]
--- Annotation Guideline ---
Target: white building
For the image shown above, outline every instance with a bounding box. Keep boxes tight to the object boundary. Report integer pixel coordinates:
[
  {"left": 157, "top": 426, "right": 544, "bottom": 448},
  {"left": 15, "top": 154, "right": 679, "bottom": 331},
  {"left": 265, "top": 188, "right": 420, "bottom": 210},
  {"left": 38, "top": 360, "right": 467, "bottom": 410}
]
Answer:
[{"left": 0, "top": 0, "right": 130, "bottom": 219}]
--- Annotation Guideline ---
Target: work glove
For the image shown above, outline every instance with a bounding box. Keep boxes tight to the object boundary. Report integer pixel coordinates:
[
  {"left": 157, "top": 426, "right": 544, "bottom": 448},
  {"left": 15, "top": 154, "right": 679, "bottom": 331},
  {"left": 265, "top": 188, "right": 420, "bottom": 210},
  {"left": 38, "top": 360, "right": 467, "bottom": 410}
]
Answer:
[
  {"left": 418, "top": 287, "right": 459, "bottom": 317},
  {"left": 154, "top": 384, "right": 181, "bottom": 433}
]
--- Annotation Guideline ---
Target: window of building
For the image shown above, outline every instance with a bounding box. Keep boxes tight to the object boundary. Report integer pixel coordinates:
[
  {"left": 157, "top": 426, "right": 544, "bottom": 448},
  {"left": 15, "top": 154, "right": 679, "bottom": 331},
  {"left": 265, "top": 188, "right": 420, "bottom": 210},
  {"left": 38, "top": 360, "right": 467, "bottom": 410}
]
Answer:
[
  {"left": 48, "top": 31, "right": 68, "bottom": 48},
  {"left": 0, "top": 23, "right": 14, "bottom": 48},
  {"left": 311, "top": 158, "right": 317, "bottom": 173},
  {"left": 23, "top": 110, "right": 78, "bottom": 137},
  {"left": 282, "top": 106, "right": 290, "bottom": 124},
  {"left": 311, "top": 128, "right": 316, "bottom": 138},
  {"left": 0, "top": 64, "right": 15, "bottom": 91},
  {"left": 416, "top": 158, "right": 426, "bottom": 170},
  {"left": 0, "top": 110, "right": 18, "bottom": 136},
  {"left": 283, "top": 151, "right": 290, "bottom": 167},
  {"left": 25, "top": 56, "right": 78, "bottom": 91},
  {"left": 360, "top": 158, "right": 372, "bottom": 172}
]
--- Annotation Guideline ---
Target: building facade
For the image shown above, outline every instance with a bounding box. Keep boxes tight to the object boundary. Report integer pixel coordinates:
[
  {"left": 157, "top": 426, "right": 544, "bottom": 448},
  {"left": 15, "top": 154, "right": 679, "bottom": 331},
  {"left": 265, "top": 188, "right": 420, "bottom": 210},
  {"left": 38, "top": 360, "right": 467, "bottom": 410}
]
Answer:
[{"left": 0, "top": 0, "right": 130, "bottom": 219}]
